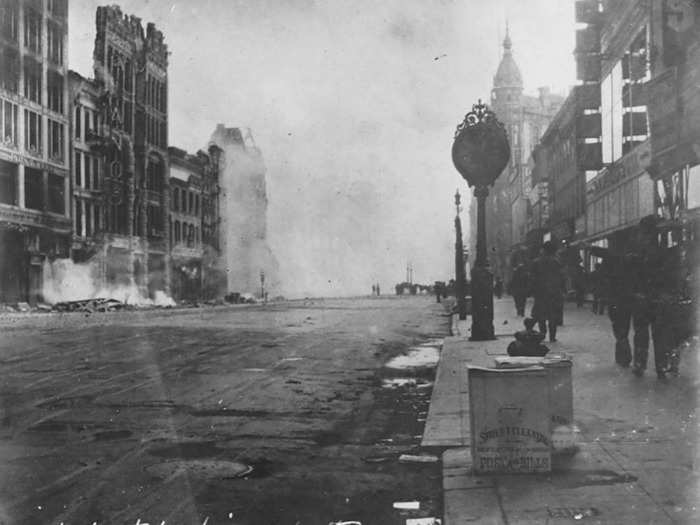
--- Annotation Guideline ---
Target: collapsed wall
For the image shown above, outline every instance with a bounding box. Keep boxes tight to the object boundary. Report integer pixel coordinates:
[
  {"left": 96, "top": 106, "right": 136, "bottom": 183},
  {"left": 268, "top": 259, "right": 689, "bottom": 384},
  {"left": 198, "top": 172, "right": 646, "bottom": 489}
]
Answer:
[{"left": 209, "top": 125, "right": 279, "bottom": 297}]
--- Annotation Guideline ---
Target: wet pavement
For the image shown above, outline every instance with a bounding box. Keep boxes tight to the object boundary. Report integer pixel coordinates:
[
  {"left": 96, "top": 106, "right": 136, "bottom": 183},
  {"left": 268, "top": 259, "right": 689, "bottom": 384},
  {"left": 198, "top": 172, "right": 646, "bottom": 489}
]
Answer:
[{"left": 0, "top": 296, "right": 449, "bottom": 525}]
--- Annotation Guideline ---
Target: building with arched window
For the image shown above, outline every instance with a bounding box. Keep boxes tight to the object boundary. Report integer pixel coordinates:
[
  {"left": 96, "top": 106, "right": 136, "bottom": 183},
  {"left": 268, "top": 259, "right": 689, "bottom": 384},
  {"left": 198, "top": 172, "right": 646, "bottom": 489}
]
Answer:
[{"left": 60, "top": 5, "right": 171, "bottom": 300}]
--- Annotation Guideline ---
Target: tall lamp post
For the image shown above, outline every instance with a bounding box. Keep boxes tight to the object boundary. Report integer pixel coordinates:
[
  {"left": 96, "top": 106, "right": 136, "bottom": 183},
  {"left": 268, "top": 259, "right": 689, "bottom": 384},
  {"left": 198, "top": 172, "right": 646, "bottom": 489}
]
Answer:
[
  {"left": 454, "top": 190, "right": 467, "bottom": 320},
  {"left": 451, "top": 100, "right": 510, "bottom": 341}
]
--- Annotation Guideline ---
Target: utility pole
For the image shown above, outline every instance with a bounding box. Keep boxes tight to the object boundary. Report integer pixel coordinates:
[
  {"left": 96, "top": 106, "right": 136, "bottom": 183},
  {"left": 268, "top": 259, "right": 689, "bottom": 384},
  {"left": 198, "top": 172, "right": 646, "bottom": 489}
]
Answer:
[{"left": 454, "top": 190, "right": 467, "bottom": 320}]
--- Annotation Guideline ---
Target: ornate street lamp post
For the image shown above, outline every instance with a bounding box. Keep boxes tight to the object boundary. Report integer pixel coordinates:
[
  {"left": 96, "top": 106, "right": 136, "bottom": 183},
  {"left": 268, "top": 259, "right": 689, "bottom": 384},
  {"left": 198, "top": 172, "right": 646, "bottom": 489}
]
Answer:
[
  {"left": 454, "top": 190, "right": 467, "bottom": 320},
  {"left": 451, "top": 100, "right": 510, "bottom": 341}
]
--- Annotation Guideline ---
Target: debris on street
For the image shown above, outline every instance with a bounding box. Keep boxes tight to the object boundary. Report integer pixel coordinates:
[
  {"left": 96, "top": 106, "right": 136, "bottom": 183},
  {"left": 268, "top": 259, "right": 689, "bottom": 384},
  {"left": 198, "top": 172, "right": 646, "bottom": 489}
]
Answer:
[
  {"left": 393, "top": 501, "right": 421, "bottom": 510},
  {"left": 52, "top": 298, "right": 128, "bottom": 313},
  {"left": 398, "top": 454, "right": 439, "bottom": 464}
]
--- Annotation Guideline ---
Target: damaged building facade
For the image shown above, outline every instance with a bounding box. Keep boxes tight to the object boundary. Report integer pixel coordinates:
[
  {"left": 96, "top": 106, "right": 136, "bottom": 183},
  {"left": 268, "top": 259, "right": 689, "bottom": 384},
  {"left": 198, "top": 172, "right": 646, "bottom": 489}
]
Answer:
[
  {"left": 1, "top": 3, "right": 276, "bottom": 306},
  {"left": 0, "top": 0, "right": 71, "bottom": 304},
  {"left": 167, "top": 145, "right": 225, "bottom": 302},
  {"left": 66, "top": 5, "right": 171, "bottom": 299},
  {"left": 210, "top": 125, "right": 279, "bottom": 298}
]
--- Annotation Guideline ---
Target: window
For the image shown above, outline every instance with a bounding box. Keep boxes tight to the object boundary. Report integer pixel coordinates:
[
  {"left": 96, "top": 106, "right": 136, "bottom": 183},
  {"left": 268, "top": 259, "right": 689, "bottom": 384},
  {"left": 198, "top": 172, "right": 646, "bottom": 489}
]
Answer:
[
  {"left": 75, "top": 199, "right": 82, "bottom": 236},
  {"left": 75, "top": 105, "right": 81, "bottom": 139},
  {"left": 84, "top": 153, "right": 91, "bottom": 189},
  {"left": 47, "top": 0, "right": 67, "bottom": 18},
  {"left": 24, "top": 110, "right": 41, "bottom": 154},
  {"left": 93, "top": 205, "right": 101, "bottom": 233},
  {"left": 23, "top": 7, "right": 41, "bottom": 54},
  {"left": 47, "top": 173, "right": 64, "bottom": 214},
  {"left": 1, "top": 99, "right": 18, "bottom": 146},
  {"left": 0, "top": 1, "right": 19, "bottom": 42},
  {"left": 0, "top": 46, "right": 19, "bottom": 93},
  {"left": 85, "top": 202, "right": 92, "bottom": 236},
  {"left": 174, "top": 221, "right": 181, "bottom": 243},
  {"left": 23, "top": 59, "right": 41, "bottom": 103},
  {"left": 48, "top": 119, "right": 64, "bottom": 161},
  {"left": 173, "top": 187, "right": 179, "bottom": 211},
  {"left": 47, "top": 21, "right": 63, "bottom": 65},
  {"left": 601, "top": 26, "right": 649, "bottom": 164},
  {"left": 0, "top": 159, "right": 17, "bottom": 205},
  {"left": 24, "top": 167, "right": 43, "bottom": 210},
  {"left": 48, "top": 71, "right": 64, "bottom": 113},
  {"left": 92, "top": 156, "right": 99, "bottom": 188},
  {"left": 195, "top": 194, "right": 199, "bottom": 216},
  {"left": 84, "top": 109, "right": 91, "bottom": 138},
  {"left": 188, "top": 192, "right": 193, "bottom": 214},
  {"left": 181, "top": 188, "right": 186, "bottom": 211},
  {"left": 74, "top": 151, "right": 82, "bottom": 187}
]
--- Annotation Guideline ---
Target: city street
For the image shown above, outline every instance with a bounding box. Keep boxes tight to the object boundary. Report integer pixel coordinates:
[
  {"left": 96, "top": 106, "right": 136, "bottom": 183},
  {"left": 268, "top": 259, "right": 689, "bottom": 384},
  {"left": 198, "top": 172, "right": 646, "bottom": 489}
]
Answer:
[{"left": 0, "top": 296, "right": 448, "bottom": 525}]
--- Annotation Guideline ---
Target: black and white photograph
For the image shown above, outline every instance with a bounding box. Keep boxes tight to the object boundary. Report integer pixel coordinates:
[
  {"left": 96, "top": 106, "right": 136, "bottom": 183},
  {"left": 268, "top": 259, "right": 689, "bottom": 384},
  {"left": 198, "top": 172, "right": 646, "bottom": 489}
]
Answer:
[{"left": 0, "top": 0, "right": 698, "bottom": 523}]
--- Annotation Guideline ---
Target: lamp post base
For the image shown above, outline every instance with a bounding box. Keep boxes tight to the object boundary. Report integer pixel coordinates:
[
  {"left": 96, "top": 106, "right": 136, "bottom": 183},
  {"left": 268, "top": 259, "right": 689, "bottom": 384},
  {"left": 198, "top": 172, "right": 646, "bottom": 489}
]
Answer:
[{"left": 470, "top": 265, "right": 495, "bottom": 341}]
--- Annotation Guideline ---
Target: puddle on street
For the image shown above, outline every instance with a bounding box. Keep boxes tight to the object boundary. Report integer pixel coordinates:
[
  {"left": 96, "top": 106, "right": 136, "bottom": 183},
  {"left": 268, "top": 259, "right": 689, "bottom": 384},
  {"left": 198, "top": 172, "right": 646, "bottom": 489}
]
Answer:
[{"left": 384, "top": 346, "right": 440, "bottom": 370}]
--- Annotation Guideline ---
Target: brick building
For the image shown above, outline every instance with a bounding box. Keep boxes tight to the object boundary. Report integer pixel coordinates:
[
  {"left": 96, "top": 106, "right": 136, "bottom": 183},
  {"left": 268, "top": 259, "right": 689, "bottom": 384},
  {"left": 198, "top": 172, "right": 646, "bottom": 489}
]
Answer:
[{"left": 0, "top": 0, "right": 71, "bottom": 304}]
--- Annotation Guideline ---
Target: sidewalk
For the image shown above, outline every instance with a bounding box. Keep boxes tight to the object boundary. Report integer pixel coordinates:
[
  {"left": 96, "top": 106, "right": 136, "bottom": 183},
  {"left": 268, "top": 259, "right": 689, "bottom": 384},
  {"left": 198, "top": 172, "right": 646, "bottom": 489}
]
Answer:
[{"left": 424, "top": 297, "right": 699, "bottom": 524}]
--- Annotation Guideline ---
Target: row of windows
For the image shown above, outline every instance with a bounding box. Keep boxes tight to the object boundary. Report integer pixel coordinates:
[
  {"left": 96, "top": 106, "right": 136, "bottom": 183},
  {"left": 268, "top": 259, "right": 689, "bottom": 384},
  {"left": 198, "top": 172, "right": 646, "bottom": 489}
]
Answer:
[
  {"left": 145, "top": 114, "right": 166, "bottom": 148},
  {"left": 0, "top": 159, "right": 65, "bottom": 214},
  {"left": 146, "top": 75, "right": 166, "bottom": 112},
  {"left": 0, "top": 98, "right": 18, "bottom": 146},
  {"left": 0, "top": 47, "right": 65, "bottom": 114},
  {"left": 74, "top": 105, "right": 99, "bottom": 143},
  {"left": 74, "top": 198, "right": 100, "bottom": 238},
  {"left": 600, "top": 26, "right": 650, "bottom": 165},
  {"left": 172, "top": 220, "right": 200, "bottom": 248},
  {"left": 172, "top": 186, "right": 200, "bottom": 215},
  {"left": 74, "top": 151, "right": 99, "bottom": 190}
]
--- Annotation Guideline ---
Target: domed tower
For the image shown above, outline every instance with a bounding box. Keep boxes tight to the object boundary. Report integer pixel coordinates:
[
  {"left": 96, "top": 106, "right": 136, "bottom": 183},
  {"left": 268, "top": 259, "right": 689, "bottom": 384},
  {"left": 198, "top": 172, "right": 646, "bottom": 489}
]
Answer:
[{"left": 491, "top": 26, "right": 523, "bottom": 115}]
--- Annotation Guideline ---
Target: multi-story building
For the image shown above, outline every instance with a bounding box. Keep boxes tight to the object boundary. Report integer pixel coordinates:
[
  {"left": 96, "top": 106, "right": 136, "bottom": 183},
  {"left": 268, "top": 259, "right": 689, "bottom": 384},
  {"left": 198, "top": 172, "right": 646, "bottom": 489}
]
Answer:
[
  {"left": 578, "top": 0, "right": 656, "bottom": 258},
  {"left": 0, "top": 0, "right": 71, "bottom": 304},
  {"left": 68, "top": 70, "right": 103, "bottom": 266},
  {"left": 469, "top": 30, "right": 563, "bottom": 284},
  {"left": 167, "top": 145, "right": 226, "bottom": 301},
  {"left": 66, "top": 5, "right": 171, "bottom": 298},
  {"left": 210, "top": 124, "right": 278, "bottom": 297}
]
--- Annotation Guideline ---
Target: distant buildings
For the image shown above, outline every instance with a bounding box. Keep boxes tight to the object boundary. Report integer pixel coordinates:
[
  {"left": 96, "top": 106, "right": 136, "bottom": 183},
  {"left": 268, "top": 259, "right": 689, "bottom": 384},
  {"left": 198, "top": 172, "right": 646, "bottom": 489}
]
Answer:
[
  {"left": 469, "top": 30, "right": 563, "bottom": 285},
  {"left": 475, "top": 0, "right": 700, "bottom": 300}
]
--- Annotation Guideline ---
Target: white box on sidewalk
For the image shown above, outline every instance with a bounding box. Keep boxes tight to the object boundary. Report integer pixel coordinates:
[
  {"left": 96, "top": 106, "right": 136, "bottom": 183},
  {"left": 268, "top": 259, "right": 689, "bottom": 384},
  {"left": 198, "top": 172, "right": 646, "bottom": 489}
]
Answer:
[
  {"left": 493, "top": 354, "right": 574, "bottom": 451},
  {"left": 468, "top": 366, "right": 551, "bottom": 474}
]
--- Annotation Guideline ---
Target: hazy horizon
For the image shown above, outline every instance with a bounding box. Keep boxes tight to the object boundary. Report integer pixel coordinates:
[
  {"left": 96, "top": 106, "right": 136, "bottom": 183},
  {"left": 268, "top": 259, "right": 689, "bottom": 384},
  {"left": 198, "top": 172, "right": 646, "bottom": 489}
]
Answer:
[{"left": 68, "top": 0, "right": 576, "bottom": 298}]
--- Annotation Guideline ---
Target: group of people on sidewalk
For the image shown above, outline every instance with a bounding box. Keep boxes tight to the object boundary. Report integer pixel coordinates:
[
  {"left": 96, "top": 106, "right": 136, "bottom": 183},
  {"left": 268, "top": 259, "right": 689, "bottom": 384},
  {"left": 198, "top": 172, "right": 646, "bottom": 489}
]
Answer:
[{"left": 504, "top": 214, "right": 694, "bottom": 380}]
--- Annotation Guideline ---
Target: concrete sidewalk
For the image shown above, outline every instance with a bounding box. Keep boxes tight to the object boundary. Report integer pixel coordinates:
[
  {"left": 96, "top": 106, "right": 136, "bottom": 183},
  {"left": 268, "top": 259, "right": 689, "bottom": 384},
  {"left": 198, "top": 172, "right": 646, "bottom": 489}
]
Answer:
[{"left": 423, "top": 298, "right": 700, "bottom": 524}]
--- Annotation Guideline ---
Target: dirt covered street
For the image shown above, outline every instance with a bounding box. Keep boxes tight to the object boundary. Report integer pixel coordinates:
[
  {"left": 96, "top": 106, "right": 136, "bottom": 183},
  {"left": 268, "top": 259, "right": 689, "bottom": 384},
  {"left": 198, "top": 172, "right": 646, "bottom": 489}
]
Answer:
[{"left": 0, "top": 295, "right": 449, "bottom": 525}]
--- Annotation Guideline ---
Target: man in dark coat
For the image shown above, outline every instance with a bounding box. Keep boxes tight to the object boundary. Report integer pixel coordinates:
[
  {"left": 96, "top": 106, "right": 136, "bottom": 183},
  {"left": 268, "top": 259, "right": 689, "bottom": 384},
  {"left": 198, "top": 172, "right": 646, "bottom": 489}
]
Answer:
[
  {"left": 510, "top": 263, "right": 530, "bottom": 317},
  {"left": 590, "top": 246, "right": 635, "bottom": 367},
  {"left": 530, "top": 241, "right": 565, "bottom": 342}
]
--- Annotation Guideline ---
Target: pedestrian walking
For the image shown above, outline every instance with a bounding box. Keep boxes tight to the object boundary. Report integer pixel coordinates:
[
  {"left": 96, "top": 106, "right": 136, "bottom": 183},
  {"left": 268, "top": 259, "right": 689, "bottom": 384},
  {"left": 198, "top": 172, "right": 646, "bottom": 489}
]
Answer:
[
  {"left": 510, "top": 263, "right": 530, "bottom": 317},
  {"left": 371, "top": 284, "right": 376, "bottom": 296},
  {"left": 530, "top": 241, "right": 565, "bottom": 342},
  {"left": 629, "top": 215, "right": 675, "bottom": 379},
  {"left": 494, "top": 276, "right": 503, "bottom": 299},
  {"left": 573, "top": 264, "right": 586, "bottom": 307},
  {"left": 590, "top": 263, "right": 606, "bottom": 314}
]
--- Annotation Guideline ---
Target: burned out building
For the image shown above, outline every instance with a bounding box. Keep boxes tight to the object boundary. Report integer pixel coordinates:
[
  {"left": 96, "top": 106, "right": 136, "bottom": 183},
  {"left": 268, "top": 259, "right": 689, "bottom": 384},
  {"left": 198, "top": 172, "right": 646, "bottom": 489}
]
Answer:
[
  {"left": 210, "top": 125, "right": 278, "bottom": 298},
  {"left": 0, "top": 0, "right": 71, "bottom": 305},
  {"left": 61, "top": 5, "right": 171, "bottom": 299},
  {"left": 167, "top": 145, "right": 225, "bottom": 301}
]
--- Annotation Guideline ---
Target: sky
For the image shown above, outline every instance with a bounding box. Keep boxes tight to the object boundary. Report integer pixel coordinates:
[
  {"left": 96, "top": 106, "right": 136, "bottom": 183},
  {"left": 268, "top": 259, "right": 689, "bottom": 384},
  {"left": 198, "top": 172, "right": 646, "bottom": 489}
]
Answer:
[{"left": 69, "top": 0, "right": 576, "bottom": 298}]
